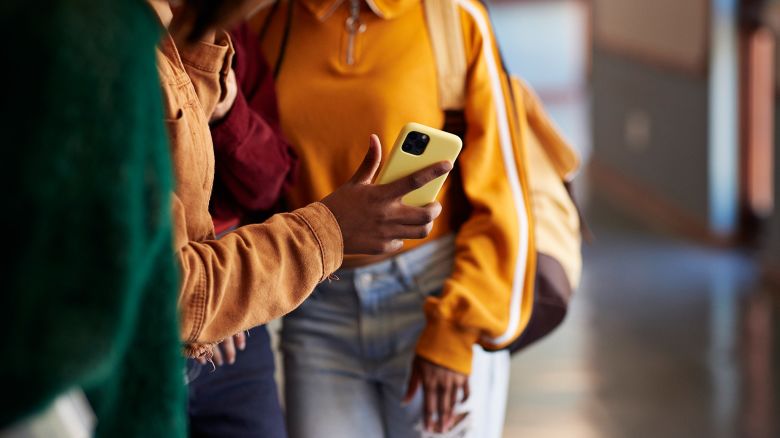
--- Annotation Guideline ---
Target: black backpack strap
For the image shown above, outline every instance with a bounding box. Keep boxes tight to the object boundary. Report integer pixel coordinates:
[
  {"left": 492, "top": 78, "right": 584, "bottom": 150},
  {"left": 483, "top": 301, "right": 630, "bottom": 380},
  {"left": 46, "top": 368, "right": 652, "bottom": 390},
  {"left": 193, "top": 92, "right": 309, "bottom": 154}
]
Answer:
[
  {"left": 257, "top": 0, "right": 281, "bottom": 41},
  {"left": 257, "top": 0, "right": 294, "bottom": 79}
]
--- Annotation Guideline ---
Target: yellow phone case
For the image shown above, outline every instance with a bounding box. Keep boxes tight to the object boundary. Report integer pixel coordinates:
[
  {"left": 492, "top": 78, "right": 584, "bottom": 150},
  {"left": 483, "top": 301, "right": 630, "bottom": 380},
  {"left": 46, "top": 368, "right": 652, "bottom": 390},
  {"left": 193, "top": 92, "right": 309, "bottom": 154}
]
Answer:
[{"left": 376, "top": 122, "right": 463, "bottom": 207}]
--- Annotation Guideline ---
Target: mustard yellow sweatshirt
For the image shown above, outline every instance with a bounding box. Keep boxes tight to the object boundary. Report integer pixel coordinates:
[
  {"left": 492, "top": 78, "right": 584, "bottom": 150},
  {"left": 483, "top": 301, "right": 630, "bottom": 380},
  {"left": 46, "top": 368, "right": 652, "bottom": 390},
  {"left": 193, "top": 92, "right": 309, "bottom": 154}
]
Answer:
[{"left": 250, "top": 0, "right": 534, "bottom": 374}]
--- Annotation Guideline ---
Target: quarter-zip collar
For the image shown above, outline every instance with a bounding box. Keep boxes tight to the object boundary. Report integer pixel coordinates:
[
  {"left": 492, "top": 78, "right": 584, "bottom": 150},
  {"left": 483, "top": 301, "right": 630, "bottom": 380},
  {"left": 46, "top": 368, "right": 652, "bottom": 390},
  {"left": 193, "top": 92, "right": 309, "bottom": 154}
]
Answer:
[{"left": 299, "top": 0, "right": 420, "bottom": 21}]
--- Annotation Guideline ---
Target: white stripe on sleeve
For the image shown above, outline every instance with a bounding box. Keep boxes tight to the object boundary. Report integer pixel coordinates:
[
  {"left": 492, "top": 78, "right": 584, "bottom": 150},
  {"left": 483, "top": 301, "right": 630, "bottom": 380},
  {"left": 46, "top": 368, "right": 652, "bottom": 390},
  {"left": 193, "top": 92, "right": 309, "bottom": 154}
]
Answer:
[{"left": 455, "top": 0, "right": 530, "bottom": 346}]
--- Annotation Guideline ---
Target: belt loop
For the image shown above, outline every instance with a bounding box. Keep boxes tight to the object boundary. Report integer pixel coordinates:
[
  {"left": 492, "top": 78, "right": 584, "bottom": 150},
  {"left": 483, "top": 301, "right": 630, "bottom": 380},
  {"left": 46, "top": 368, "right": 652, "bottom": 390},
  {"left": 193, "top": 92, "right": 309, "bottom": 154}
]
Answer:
[
  {"left": 394, "top": 254, "right": 418, "bottom": 291},
  {"left": 351, "top": 265, "right": 371, "bottom": 299}
]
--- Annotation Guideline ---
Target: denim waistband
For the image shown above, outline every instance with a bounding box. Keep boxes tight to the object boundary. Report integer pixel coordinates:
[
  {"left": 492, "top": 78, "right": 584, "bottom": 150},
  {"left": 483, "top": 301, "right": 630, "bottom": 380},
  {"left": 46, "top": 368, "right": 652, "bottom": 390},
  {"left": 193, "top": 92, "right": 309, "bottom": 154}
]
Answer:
[{"left": 335, "top": 234, "right": 456, "bottom": 293}]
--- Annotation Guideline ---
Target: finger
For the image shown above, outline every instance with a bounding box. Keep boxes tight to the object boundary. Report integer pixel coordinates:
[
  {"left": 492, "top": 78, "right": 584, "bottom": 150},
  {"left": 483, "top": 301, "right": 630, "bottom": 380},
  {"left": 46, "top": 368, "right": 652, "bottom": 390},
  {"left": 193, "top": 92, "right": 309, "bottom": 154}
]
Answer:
[
  {"left": 222, "top": 337, "right": 237, "bottom": 365},
  {"left": 383, "top": 223, "right": 434, "bottom": 241},
  {"left": 374, "top": 239, "right": 404, "bottom": 255},
  {"left": 349, "top": 134, "right": 383, "bottom": 185},
  {"left": 226, "top": 68, "right": 237, "bottom": 92},
  {"left": 403, "top": 364, "right": 421, "bottom": 404},
  {"left": 423, "top": 380, "right": 439, "bottom": 432},
  {"left": 212, "top": 345, "right": 224, "bottom": 367},
  {"left": 462, "top": 379, "right": 470, "bottom": 403},
  {"left": 210, "top": 69, "right": 239, "bottom": 122},
  {"left": 440, "top": 379, "right": 454, "bottom": 432},
  {"left": 382, "top": 161, "right": 452, "bottom": 199},
  {"left": 235, "top": 332, "right": 246, "bottom": 351},
  {"left": 448, "top": 384, "right": 459, "bottom": 430},
  {"left": 388, "top": 203, "right": 442, "bottom": 226}
]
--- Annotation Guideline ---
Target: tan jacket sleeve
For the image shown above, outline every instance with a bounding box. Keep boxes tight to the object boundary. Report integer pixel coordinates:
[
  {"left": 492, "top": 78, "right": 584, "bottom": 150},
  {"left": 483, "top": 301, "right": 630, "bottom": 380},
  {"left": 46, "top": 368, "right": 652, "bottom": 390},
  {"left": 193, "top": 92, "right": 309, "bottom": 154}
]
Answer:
[{"left": 173, "top": 199, "right": 343, "bottom": 353}]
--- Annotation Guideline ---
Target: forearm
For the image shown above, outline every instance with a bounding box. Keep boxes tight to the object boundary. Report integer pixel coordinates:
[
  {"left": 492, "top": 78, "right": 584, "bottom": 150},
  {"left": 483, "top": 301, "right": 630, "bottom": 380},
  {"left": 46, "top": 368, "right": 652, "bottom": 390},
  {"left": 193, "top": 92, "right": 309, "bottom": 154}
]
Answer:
[
  {"left": 415, "top": 210, "right": 533, "bottom": 374},
  {"left": 177, "top": 202, "right": 343, "bottom": 348}
]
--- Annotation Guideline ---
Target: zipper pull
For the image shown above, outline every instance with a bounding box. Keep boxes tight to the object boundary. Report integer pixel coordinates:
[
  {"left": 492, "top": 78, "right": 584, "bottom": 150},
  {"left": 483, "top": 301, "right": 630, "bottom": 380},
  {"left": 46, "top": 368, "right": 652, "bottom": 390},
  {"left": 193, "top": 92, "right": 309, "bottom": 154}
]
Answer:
[{"left": 344, "top": 0, "right": 366, "bottom": 66}]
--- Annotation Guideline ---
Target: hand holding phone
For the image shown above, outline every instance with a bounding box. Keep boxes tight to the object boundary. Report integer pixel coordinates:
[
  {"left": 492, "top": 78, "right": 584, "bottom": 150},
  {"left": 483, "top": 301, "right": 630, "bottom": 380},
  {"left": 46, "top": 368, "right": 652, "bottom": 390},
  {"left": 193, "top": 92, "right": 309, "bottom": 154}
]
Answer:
[{"left": 321, "top": 134, "right": 452, "bottom": 255}]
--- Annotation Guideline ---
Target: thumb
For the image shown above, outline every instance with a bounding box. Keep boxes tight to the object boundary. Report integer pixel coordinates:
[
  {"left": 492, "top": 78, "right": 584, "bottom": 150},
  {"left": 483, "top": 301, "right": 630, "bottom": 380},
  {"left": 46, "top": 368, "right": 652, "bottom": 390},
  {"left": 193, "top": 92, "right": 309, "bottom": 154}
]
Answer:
[
  {"left": 403, "top": 362, "right": 421, "bottom": 404},
  {"left": 349, "top": 134, "right": 383, "bottom": 184}
]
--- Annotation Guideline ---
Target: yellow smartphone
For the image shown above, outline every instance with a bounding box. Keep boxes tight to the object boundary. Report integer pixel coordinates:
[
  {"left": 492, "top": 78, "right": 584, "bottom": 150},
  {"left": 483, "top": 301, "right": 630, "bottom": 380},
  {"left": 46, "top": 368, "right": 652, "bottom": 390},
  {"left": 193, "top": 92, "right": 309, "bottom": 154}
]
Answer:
[{"left": 376, "top": 122, "right": 463, "bottom": 207}]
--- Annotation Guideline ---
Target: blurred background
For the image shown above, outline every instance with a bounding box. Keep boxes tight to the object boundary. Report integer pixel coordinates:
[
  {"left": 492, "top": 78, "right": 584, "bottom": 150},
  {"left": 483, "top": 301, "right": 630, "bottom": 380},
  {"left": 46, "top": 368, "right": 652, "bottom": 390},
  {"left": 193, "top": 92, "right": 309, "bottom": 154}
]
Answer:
[{"left": 484, "top": 0, "right": 780, "bottom": 436}]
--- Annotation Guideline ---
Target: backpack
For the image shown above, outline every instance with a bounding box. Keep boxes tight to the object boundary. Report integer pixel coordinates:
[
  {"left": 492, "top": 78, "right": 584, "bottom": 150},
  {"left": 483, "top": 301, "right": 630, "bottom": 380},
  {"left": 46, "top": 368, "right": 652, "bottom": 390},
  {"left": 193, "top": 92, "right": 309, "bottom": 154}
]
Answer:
[{"left": 424, "top": 0, "right": 583, "bottom": 352}]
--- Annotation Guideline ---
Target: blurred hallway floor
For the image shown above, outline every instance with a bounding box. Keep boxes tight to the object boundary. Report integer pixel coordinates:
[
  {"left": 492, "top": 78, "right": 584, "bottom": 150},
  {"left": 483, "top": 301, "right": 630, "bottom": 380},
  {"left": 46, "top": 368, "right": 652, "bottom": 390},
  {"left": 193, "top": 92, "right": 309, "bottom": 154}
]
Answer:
[{"left": 502, "top": 194, "right": 780, "bottom": 438}]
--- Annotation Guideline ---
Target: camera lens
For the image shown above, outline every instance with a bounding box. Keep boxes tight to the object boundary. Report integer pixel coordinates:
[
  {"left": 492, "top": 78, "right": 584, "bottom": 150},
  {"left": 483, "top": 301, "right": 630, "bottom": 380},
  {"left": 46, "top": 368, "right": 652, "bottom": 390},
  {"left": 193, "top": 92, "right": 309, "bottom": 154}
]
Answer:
[{"left": 401, "top": 131, "right": 430, "bottom": 156}]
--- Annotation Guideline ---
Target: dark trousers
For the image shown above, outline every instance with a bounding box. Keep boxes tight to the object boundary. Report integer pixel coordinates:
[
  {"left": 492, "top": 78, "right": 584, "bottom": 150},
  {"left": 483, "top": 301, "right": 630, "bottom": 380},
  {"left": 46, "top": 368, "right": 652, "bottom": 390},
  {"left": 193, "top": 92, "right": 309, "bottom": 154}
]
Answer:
[{"left": 188, "top": 326, "right": 287, "bottom": 438}]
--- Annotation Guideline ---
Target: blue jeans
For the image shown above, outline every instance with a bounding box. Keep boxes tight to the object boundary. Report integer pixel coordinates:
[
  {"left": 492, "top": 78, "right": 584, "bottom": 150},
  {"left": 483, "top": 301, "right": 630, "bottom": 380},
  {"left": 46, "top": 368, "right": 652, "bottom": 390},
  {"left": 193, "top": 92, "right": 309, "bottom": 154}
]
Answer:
[
  {"left": 187, "top": 326, "right": 287, "bottom": 438},
  {"left": 282, "top": 236, "right": 509, "bottom": 438}
]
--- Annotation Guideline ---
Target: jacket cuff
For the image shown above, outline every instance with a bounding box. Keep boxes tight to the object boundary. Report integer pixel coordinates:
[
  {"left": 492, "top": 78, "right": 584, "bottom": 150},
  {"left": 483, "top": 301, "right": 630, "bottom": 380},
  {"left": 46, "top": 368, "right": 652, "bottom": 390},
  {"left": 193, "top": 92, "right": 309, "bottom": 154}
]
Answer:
[
  {"left": 415, "top": 317, "right": 479, "bottom": 375},
  {"left": 183, "top": 342, "right": 216, "bottom": 360},
  {"left": 293, "top": 202, "right": 343, "bottom": 281},
  {"left": 179, "top": 30, "right": 234, "bottom": 74}
]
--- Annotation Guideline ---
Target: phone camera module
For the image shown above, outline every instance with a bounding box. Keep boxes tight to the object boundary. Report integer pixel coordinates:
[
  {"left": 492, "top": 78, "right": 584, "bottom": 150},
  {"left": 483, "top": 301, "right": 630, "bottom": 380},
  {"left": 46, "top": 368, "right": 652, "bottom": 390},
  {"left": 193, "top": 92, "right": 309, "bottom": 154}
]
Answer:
[{"left": 401, "top": 131, "right": 430, "bottom": 156}]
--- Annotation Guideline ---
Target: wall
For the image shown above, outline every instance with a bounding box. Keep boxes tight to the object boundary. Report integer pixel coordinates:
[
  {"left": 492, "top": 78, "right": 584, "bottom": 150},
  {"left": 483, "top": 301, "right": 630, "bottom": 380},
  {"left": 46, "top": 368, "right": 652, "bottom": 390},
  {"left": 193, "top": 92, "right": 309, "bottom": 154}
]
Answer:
[
  {"left": 592, "top": 51, "right": 711, "bottom": 220},
  {"left": 591, "top": 0, "right": 740, "bottom": 235},
  {"left": 765, "top": 98, "right": 780, "bottom": 277},
  {"left": 761, "top": 10, "right": 780, "bottom": 278},
  {"left": 593, "top": 0, "right": 709, "bottom": 73}
]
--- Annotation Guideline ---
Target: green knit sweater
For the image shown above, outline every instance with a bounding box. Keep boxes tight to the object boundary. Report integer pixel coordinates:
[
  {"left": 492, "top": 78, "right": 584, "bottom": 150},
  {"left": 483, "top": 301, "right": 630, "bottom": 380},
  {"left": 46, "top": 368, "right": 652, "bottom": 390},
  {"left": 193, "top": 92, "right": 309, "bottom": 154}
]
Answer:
[{"left": 1, "top": 1, "right": 185, "bottom": 436}]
